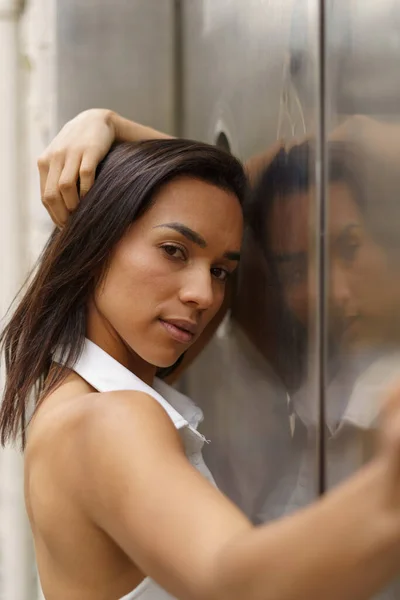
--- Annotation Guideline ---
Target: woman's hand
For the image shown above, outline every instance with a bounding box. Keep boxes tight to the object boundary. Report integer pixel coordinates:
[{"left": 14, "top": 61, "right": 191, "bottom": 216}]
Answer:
[
  {"left": 38, "top": 109, "right": 173, "bottom": 228},
  {"left": 378, "top": 380, "right": 400, "bottom": 512},
  {"left": 38, "top": 109, "right": 117, "bottom": 227}
]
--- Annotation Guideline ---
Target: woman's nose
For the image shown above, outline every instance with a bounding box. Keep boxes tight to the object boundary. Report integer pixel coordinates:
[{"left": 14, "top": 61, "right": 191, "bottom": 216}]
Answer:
[
  {"left": 330, "top": 262, "right": 352, "bottom": 310},
  {"left": 178, "top": 267, "right": 215, "bottom": 310}
]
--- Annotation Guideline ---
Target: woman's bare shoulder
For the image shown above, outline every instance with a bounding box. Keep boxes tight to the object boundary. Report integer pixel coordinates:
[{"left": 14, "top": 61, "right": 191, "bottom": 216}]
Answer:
[
  {"left": 29, "top": 387, "right": 180, "bottom": 449},
  {"left": 25, "top": 388, "right": 184, "bottom": 498}
]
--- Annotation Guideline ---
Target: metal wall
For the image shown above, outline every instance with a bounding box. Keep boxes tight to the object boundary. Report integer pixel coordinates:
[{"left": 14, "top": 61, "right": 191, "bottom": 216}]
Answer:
[
  {"left": 323, "top": 3, "right": 400, "bottom": 597},
  {"left": 181, "top": 0, "right": 320, "bottom": 521},
  {"left": 181, "top": 0, "right": 310, "bottom": 157},
  {"left": 55, "top": 0, "right": 177, "bottom": 134}
]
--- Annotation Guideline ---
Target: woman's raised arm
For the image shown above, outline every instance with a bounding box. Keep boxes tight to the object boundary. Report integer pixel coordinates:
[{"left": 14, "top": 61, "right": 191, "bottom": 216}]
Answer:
[
  {"left": 36, "top": 386, "right": 400, "bottom": 600},
  {"left": 38, "top": 109, "right": 173, "bottom": 227}
]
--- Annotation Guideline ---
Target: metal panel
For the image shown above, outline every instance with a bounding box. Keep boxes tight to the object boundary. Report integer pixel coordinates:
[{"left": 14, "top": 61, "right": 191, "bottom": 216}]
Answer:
[
  {"left": 181, "top": 0, "right": 314, "bottom": 159},
  {"left": 181, "top": 0, "right": 321, "bottom": 522},
  {"left": 324, "top": 2, "right": 400, "bottom": 598},
  {"left": 331, "top": 0, "right": 400, "bottom": 118},
  {"left": 55, "top": 0, "right": 176, "bottom": 133},
  {"left": 183, "top": 0, "right": 313, "bottom": 158},
  {"left": 292, "top": 0, "right": 400, "bottom": 127},
  {"left": 181, "top": 0, "right": 400, "bottom": 531}
]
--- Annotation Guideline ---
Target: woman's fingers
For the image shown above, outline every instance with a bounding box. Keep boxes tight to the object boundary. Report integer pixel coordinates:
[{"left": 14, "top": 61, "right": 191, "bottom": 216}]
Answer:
[
  {"left": 37, "top": 109, "right": 118, "bottom": 225},
  {"left": 39, "top": 148, "right": 99, "bottom": 226},
  {"left": 42, "top": 156, "right": 70, "bottom": 227},
  {"left": 38, "top": 153, "right": 50, "bottom": 201},
  {"left": 79, "top": 149, "right": 100, "bottom": 198},
  {"left": 379, "top": 384, "right": 400, "bottom": 509},
  {"left": 59, "top": 153, "right": 83, "bottom": 212}
]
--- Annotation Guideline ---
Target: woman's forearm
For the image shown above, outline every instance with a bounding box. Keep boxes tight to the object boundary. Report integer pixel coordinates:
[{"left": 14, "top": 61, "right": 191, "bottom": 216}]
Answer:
[
  {"left": 110, "top": 111, "right": 174, "bottom": 143},
  {"left": 107, "top": 110, "right": 400, "bottom": 600},
  {"left": 214, "top": 461, "right": 400, "bottom": 600},
  {"left": 110, "top": 110, "right": 271, "bottom": 186}
]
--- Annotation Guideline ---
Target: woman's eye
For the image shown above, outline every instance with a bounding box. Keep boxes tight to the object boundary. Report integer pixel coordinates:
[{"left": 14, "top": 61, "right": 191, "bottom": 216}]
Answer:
[
  {"left": 279, "top": 263, "right": 307, "bottom": 287},
  {"left": 211, "top": 267, "right": 230, "bottom": 282},
  {"left": 339, "top": 240, "right": 360, "bottom": 263},
  {"left": 161, "top": 244, "right": 186, "bottom": 260}
]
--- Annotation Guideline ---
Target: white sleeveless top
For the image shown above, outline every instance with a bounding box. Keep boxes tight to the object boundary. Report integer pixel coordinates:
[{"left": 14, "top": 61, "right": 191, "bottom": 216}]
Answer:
[{"left": 65, "top": 338, "right": 216, "bottom": 600}]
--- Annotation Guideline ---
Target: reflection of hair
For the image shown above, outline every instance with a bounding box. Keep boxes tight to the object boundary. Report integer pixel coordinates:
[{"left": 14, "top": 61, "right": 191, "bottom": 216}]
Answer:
[
  {"left": 248, "top": 139, "right": 400, "bottom": 257},
  {"left": 0, "top": 139, "right": 247, "bottom": 447},
  {"left": 246, "top": 142, "right": 310, "bottom": 253}
]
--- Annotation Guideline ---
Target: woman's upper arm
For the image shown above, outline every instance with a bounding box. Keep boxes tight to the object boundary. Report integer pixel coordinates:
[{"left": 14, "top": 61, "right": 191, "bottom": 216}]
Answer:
[{"left": 71, "top": 391, "right": 250, "bottom": 600}]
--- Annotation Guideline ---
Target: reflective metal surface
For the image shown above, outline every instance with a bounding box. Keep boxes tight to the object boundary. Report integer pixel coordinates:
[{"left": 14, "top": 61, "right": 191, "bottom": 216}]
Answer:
[
  {"left": 182, "top": 0, "right": 320, "bottom": 522},
  {"left": 329, "top": 0, "right": 400, "bottom": 117},
  {"left": 182, "top": 5, "right": 400, "bottom": 565},
  {"left": 181, "top": 0, "right": 310, "bottom": 157},
  {"left": 56, "top": 0, "right": 176, "bottom": 133},
  {"left": 322, "top": 3, "right": 400, "bottom": 597}
]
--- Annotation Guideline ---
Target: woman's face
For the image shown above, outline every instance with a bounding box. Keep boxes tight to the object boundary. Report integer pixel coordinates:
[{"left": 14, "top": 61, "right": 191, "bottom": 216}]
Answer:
[
  {"left": 268, "top": 182, "right": 400, "bottom": 350},
  {"left": 88, "top": 176, "right": 243, "bottom": 376}
]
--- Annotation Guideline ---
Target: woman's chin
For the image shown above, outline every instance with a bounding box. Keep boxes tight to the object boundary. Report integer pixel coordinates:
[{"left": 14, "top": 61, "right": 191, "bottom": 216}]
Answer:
[{"left": 148, "top": 349, "right": 184, "bottom": 370}]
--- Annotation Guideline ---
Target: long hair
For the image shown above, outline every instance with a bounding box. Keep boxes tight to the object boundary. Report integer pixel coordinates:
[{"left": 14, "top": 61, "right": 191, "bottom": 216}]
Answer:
[{"left": 0, "top": 139, "right": 247, "bottom": 448}]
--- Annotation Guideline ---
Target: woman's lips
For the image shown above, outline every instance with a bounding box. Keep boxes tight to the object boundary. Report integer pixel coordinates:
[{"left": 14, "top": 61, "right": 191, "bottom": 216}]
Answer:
[{"left": 159, "top": 319, "right": 195, "bottom": 344}]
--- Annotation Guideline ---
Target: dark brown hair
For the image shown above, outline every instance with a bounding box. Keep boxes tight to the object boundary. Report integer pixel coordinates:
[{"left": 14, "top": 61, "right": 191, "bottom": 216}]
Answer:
[
  {"left": 0, "top": 139, "right": 247, "bottom": 448},
  {"left": 247, "top": 139, "right": 400, "bottom": 257}
]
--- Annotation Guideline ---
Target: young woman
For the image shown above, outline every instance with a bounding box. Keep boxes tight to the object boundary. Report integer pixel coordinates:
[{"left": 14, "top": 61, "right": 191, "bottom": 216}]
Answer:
[{"left": 2, "top": 119, "right": 400, "bottom": 600}]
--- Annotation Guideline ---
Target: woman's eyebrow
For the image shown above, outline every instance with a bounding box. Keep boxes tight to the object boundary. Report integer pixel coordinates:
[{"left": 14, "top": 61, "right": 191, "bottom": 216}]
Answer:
[
  {"left": 274, "top": 251, "right": 307, "bottom": 264},
  {"left": 225, "top": 251, "right": 241, "bottom": 261},
  {"left": 154, "top": 222, "right": 207, "bottom": 248},
  {"left": 335, "top": 222, "right": 360, "bottom": 244},
  {"left": 154, "top": 222, "right": 241, "bottom": 261}
]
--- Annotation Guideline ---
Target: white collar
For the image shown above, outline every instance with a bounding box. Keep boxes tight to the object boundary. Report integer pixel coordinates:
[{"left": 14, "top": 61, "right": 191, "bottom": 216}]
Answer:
[
  {"left": 54, "top": 338, "right": 204, "bottom": 433},
  {"left": 292, "top": 351, "right": 400, "bottom": 434}
]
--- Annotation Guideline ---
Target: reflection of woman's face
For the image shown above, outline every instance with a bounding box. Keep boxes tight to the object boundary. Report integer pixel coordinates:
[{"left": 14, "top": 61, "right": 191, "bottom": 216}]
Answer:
[
  {"left": 87, "top": 176, "right": 243, "bottom": 379},
  {"left": 267, "top": 182, "right": 400, "bottom": 349}
]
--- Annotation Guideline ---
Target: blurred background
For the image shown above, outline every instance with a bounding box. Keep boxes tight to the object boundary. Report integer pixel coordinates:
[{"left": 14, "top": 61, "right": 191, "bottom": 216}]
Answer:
[{"left": 1, "top": 0, "right": 400, "bottom": 598}]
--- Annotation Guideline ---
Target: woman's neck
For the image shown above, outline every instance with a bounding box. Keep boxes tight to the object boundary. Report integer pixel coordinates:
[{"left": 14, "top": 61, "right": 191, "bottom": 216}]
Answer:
[
  {"left": 86, "top": 334, "right": 155, "bottom": 387},
  {"left": 86, "top": 301, "right": 157, "bottom": 385}
]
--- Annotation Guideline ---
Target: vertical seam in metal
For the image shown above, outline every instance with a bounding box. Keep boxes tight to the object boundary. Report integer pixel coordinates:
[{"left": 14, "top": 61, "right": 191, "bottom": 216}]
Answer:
[
  {"left": 173, "top": 0, "right": 183, "bottom": 137},
  {"left": 172, "top": 0, "right": 188, "bottom": 396},
  {"left": 315, "top": 0, "right": 328, "bottom": 496}
]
